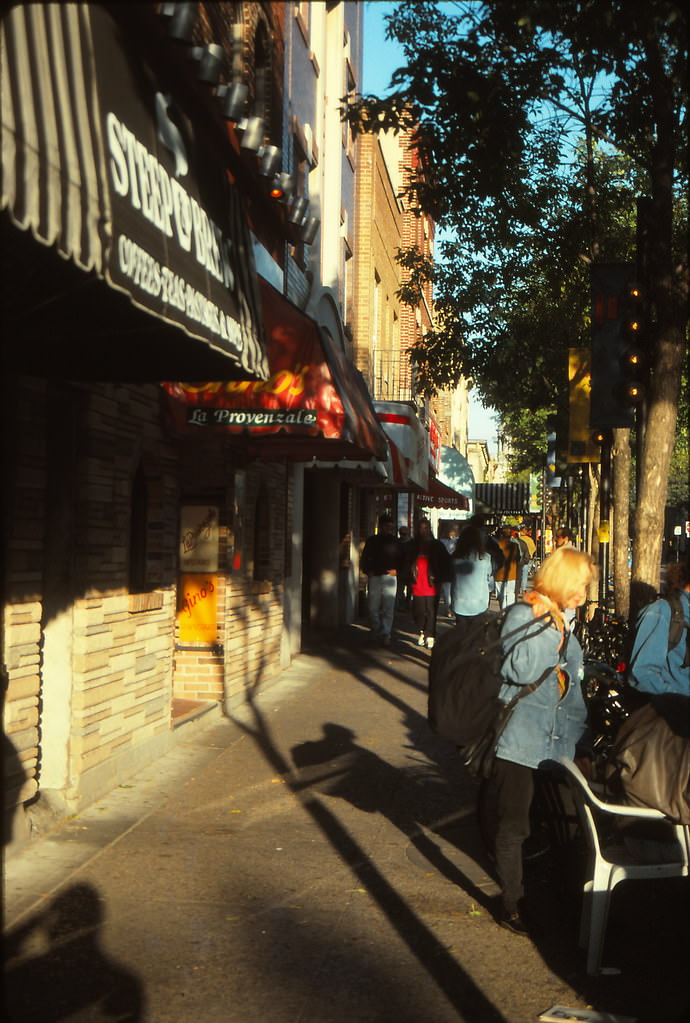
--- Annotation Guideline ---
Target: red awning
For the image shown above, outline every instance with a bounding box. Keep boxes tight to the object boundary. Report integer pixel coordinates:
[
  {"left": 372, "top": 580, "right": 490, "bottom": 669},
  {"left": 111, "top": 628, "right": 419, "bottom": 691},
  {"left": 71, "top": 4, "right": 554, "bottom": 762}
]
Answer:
[
  {"left": 386, "top": 437, "right": 410, "bottom": 486},
  {"left": 416, "top": 476, "right": 470, "bottom": 510},
  {"left": 163, "top": 278, "right": 388, "bottom": 462}
]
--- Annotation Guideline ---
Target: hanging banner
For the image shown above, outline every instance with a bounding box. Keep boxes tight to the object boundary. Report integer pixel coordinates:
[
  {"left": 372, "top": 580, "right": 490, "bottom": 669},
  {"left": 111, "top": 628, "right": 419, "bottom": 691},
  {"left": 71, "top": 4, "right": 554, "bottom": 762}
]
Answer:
[
  {"left": 568, "top": 349, "right": 600, "bottom": 463},
  {"left": 177, "top": 574, "right": 218, "bottom": 644}
]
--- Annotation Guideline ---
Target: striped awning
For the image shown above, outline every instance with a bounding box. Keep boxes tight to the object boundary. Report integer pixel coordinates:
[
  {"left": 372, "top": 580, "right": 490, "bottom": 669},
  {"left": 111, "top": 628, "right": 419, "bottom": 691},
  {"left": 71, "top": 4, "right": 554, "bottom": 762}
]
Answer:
[
  {"left": 374, "top": 400, "right": 429, "bottom": 491},
  {"left": 1, "top": 3, "right": 268, "bottom": 381},
  {"left": 1, "top": 3, "right": 108, "bottom": 271}
]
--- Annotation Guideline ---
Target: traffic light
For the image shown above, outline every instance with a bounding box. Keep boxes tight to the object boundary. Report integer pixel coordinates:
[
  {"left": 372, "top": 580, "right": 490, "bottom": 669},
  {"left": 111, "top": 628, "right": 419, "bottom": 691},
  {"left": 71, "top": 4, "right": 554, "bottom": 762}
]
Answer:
[
  {"left": 590, "top": 263, "right": 636, "bottom": 429},
  {"left": 616, "top": 282, "right": 648, "bottom": 407}
]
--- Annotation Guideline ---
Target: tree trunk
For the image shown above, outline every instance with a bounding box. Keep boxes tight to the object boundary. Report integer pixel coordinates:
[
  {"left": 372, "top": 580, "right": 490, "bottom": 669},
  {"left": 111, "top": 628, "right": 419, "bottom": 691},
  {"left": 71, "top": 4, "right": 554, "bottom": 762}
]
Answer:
[
  {"left": 612, "top": 428, "right": 631, "bottom": 619},
  {"left": 631, "top": 322, "right": 683, "bottom": 616}
]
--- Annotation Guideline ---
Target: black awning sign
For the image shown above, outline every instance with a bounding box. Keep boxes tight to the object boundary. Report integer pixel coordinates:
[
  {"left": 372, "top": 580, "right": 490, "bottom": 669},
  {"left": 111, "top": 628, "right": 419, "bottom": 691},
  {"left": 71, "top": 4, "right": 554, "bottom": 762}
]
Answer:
[{"left": 89, "top": 5, "right": 266, "bottom": 377}]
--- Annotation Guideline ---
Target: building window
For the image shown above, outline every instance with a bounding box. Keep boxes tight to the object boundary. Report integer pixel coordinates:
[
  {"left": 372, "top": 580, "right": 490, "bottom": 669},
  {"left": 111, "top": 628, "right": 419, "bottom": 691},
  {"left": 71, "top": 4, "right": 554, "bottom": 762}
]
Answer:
[
  {"left": 342, "top": 55, "right": 357, "bottom": 164},
  {"left": 129, "top": 461, "right": 148, "bottom": 592},
  {"left": 342, "top": 236, "right": 353, "bottom": 329},
  {"left": 290, "top": 128, "right": 309, "bottom": 266},
  {"left": 253, "top": 483, "right": 271, "bottom": 581},
  {"left": 254, "top": 21, "right": 270, "bottom": 124}
]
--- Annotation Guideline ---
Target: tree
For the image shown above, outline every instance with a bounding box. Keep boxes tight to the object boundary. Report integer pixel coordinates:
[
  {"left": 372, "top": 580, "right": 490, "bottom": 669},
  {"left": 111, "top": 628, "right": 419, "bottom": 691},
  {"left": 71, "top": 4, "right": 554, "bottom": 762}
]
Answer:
[{"left": 348, "top": 0, "right": 688, "bottom": 602}]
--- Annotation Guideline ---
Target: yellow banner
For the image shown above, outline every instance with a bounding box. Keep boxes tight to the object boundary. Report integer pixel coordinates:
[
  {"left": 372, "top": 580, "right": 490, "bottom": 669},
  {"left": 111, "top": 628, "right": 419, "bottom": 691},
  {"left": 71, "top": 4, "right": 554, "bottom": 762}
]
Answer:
[
  {"left": 568, "top": 349, "right": 600, "bottom": 463},
  {"left": 178, "top": 574, "right": 218, "bottom": 644}
]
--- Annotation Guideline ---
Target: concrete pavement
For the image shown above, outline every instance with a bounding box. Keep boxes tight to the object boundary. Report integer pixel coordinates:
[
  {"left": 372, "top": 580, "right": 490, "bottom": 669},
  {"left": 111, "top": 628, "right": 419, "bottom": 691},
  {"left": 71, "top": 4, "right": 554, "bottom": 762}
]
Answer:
[{"left": 3, "top": 615, "right": 689, "bottom": 1023}]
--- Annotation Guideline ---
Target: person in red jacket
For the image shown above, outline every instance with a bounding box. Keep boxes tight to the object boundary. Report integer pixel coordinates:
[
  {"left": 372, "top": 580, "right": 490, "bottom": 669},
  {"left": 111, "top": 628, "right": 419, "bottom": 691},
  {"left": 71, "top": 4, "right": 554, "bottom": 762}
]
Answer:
[{"left": 407, "top": 518, "right": 451, "bottom": 649}]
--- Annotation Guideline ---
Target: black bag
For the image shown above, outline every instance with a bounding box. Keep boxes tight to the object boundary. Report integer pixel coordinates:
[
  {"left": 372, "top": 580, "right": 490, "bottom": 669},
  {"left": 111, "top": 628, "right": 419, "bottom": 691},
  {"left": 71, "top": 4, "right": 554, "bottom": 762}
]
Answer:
[{"left": 428, "top": 609, "right": 555, "bottom": 778}]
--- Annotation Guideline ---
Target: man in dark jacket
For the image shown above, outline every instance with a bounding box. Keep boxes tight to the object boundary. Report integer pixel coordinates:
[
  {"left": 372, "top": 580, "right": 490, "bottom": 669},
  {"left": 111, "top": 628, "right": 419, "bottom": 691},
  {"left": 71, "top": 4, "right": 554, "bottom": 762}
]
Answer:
[{"left": 361, "top": 514, "right": 403, "bottom": 645}]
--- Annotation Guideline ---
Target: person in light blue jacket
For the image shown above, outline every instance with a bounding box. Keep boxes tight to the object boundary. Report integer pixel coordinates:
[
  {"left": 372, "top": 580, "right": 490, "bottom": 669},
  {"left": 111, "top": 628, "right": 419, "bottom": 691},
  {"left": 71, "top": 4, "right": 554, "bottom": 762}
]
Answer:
[
  {"left": 492, "top": 547, "right": 596, "bottom": 936},
  {"left": 629, "top": 555, "right": 690, "bottom": 697},
  {"left": 450, "top": 525, "right": 494, "bottom": 619}
]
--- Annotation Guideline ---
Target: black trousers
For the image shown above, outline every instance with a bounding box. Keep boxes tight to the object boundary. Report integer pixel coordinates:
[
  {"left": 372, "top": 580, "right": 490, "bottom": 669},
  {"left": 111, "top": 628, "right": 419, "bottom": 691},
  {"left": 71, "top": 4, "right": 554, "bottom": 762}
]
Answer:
[
  {"left": 493, "top": 757, "right": 535, "bottom": 914},
  {"left": 412, "top": 594, "right": 439, "bottom": 637}
]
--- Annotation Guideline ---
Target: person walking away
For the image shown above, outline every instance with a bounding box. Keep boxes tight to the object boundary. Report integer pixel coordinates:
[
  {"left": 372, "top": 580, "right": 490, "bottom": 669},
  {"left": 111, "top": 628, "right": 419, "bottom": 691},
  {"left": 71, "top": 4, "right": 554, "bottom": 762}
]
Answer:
[
  {"left": 440, "top": 527, "right": 458, "bottom": 616},
  {"left": 468, "top": 513, "right": 505, "bottom": 580},
  {"left": 494, "top": 526, "right": 522, "bottom": 609},
  {"left": 360, "top": 514, "right": 402, "bottom": 646},
  {"left": 450, "top": 525, "right": 494, "bottom": 621},
  {"left": 396, "top": 525, "right": 413, "bottom": 610},
  {"left": 517, "top": 525, "right": 536, "bottom": 597},
  {"left": 408, "top": 518, "right": 451, "bottom": 649},
  {"left": 492, "top": 547, "right": 596, "bottom": 935}
]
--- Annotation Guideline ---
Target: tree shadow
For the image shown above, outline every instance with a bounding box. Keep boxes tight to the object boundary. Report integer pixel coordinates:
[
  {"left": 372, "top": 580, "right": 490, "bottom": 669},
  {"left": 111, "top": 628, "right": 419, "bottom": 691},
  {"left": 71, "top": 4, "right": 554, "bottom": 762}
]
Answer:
[
  {"left": 228, "top": 682, "right": 509, "bottom": 1022},
  {"left": 3, "top": 883, "right": 145, "bottom": 1022},
  {"left": 290, "top": 722, "right": 497, "bottom": 913},
  {"left": 288, "top": 625, "right": 690, "bottom": 1023}
]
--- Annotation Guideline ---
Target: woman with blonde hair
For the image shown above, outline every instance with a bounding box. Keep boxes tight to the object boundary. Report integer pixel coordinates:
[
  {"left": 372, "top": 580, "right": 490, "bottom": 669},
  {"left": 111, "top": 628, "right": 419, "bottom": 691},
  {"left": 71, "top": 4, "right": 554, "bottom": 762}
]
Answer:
[{"left": 492, "top": 547, "right": 597, "bottom": 936}]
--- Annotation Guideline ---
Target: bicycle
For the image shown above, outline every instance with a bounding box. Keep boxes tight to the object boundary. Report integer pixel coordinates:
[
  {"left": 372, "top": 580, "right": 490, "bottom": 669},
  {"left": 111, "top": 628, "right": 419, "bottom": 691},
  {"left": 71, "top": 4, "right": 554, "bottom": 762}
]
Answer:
[{"left": 573, "top": 601, "right": 629, "bottom": 670}]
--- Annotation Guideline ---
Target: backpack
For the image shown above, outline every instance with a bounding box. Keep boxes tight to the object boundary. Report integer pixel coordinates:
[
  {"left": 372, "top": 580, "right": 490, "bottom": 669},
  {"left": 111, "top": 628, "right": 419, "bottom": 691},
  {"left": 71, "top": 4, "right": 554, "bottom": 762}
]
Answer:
[
  {"left": 667, "top": 591, "right": 690, "bottom": 668},
  {"left": 427, "top": 608, "right": 555, "bottom": 777}
]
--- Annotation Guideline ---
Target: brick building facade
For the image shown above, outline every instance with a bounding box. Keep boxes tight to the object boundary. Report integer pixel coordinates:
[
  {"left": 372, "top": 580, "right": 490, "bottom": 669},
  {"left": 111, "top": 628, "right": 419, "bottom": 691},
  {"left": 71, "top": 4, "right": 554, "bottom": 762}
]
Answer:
[{"left": 2, "top": 1, "right": 383, "bottom": 851}]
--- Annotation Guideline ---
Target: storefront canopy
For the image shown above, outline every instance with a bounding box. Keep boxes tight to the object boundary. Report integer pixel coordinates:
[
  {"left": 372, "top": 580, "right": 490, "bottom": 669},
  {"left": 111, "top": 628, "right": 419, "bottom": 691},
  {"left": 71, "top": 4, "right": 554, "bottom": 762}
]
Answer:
[
  {"left": 163, "top": 277, "right": 389, "bottom": 463},
  {"left": 416, "top": 475, "right": 470, "bottom": 511},
  {"left": 1, "top": 3, "right": 267, "bottom": 380},
  {"left": 374, "top": 401, "right": 429, "bottom": 491},
  {"left": 439, "top": 445, "right": 475, "bottom": 507}
]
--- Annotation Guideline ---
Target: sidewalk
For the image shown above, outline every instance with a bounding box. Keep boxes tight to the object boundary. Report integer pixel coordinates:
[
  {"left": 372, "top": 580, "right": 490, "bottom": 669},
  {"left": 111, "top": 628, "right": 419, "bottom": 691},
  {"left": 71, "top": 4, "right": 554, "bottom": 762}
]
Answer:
[{"left": 4, "top": 617, "right": 689, "bottom": 1023}]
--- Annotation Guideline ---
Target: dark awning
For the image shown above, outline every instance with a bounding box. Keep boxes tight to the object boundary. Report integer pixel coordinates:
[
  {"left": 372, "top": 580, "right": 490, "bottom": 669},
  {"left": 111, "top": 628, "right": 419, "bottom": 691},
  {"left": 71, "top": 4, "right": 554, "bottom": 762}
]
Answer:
[
  {"left": 163, "top": 278, "right": 389, "bottom": 463},
  {"left": 417, "top": 476, "right": 470, "bottom": 511},
  {"left": 1, "top": 3, "right": 267, "bottom": 381},
  {"left": 474, "top": 482, "right": 530, "bottom": 515}
]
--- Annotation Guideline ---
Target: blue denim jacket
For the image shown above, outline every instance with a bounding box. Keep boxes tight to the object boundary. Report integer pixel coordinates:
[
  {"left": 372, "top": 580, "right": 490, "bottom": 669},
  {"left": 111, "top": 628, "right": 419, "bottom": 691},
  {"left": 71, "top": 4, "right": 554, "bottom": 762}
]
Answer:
[
  {"left": 494, "top": 601, "right": 587, "bottom": 770},
  {"left": 629, "top": 590, "right": 690, "bottom": 696},
  {"left": 450, "top": 553, "right": 494, "bottom": 616}
]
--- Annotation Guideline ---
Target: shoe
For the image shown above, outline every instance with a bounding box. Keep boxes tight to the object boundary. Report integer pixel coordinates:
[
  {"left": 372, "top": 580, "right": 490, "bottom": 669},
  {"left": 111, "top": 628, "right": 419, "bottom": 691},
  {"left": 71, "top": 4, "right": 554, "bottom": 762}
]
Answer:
[
  {"left": 426, "top": 636, "right": 435, "bottom": 649},
  {"left": 499, "top": 910, "right": 529, "bottom": 936},
  {"left": 382, "top": 634, "right": 391, "bottom": 647},
  {"left": 417, "top": 633, "right": 426, "bottom": 646}
]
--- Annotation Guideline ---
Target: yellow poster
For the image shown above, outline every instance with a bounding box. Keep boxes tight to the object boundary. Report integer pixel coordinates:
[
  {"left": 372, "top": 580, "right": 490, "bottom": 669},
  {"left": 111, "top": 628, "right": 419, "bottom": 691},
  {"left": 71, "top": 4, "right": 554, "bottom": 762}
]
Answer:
[
  {"left": 568, "top": 348, "right": 600, "bottom": 463},
  {"left": 178, "top": 574, "right": 218, "bottom": 644}
]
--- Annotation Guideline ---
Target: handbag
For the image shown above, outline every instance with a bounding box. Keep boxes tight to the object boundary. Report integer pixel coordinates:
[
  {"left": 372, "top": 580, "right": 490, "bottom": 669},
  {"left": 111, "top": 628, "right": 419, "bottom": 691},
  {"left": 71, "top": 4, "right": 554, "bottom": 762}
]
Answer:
[{"left": 605, "top": 698, "right": 690, "bottom": 823}]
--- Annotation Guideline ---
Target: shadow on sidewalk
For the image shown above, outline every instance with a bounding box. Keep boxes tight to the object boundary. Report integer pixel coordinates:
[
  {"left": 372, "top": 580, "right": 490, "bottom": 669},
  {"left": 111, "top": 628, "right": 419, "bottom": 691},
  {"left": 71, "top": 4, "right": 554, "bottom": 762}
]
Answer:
[
  {"left": 285, "top": 622, "right": 690, "bottom": 1023},
  {"left": 228, "top": 670, "right": 511, "bottom": 1023},
  {"left": 4, "top": 883, "right": 145, "bottom": 1022}
]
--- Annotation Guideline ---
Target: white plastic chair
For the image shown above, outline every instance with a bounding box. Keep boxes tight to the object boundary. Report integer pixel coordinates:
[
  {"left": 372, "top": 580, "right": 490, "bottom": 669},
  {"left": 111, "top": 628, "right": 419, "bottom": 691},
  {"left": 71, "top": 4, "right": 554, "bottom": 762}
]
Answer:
[{"left": 558, "top": 756, "right": 689, "bottom": 975}]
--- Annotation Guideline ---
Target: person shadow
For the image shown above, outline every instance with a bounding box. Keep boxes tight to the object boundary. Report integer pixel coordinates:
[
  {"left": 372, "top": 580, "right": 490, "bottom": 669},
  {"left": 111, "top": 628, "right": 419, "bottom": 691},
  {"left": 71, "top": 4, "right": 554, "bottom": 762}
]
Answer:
[
  {"left": 290, "top": 723, "right": 498, "bottom": 913},
  {"left": 4, "top": 883, "right": 145, "bottom": 1022}
]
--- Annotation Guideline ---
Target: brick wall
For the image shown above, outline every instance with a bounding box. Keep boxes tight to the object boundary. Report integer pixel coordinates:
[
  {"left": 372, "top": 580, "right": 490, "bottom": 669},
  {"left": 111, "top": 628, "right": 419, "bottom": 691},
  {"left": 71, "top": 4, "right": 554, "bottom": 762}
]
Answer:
[{"left": 3, "top": 377, "right": 182, "bottom": 831}]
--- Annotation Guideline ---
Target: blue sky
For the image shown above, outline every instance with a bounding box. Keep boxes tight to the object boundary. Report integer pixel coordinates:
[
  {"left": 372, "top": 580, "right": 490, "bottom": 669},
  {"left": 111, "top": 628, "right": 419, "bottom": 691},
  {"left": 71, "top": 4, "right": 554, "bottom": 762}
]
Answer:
[{"left": 361, "top": 2, "right": 499, "bottom": 448}]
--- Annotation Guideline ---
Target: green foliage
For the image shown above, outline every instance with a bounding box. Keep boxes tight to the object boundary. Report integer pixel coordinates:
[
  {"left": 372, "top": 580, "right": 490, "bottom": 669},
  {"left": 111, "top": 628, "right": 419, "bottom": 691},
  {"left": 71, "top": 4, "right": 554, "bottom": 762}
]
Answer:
[{"left": 348, "top": 0, "right": 688, "bottom": 421}]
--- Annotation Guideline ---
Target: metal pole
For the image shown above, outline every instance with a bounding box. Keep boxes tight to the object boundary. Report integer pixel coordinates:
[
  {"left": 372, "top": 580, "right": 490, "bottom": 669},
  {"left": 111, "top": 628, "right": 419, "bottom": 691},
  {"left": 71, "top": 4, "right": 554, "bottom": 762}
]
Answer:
[
  {"left": 598, "top": 432, "right": 612, "bottom": 606},
  {"left": 635, "top": 196, "right": 651, "bottom": 501}
]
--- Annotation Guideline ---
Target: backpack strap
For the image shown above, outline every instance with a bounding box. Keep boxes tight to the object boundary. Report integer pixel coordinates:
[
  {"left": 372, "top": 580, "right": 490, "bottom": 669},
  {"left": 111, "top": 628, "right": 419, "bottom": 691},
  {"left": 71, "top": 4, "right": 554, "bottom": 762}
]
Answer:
[
  {"left": 666, "top": 592, "right": 690, "bottom": 668},
  {"left": 501, "top": 659, "right": 559, "bottom": 713}
]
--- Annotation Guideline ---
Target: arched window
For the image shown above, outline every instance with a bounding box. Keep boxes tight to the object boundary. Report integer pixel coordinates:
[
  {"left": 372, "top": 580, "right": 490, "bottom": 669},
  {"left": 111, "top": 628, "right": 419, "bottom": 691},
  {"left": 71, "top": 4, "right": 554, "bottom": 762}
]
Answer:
[{"left": 129, "top": 461, "right": 148, "bottom": 592}]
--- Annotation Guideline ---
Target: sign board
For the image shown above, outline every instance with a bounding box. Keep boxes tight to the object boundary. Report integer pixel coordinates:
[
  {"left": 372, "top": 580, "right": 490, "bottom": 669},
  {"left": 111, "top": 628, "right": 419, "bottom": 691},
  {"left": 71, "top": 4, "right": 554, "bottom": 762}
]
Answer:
[
  {"left": 177, "top": 574, "right": 218, "bottom": 644},
  {"left": 179, "top": 505, "right": 219, "bottom": 572}
]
